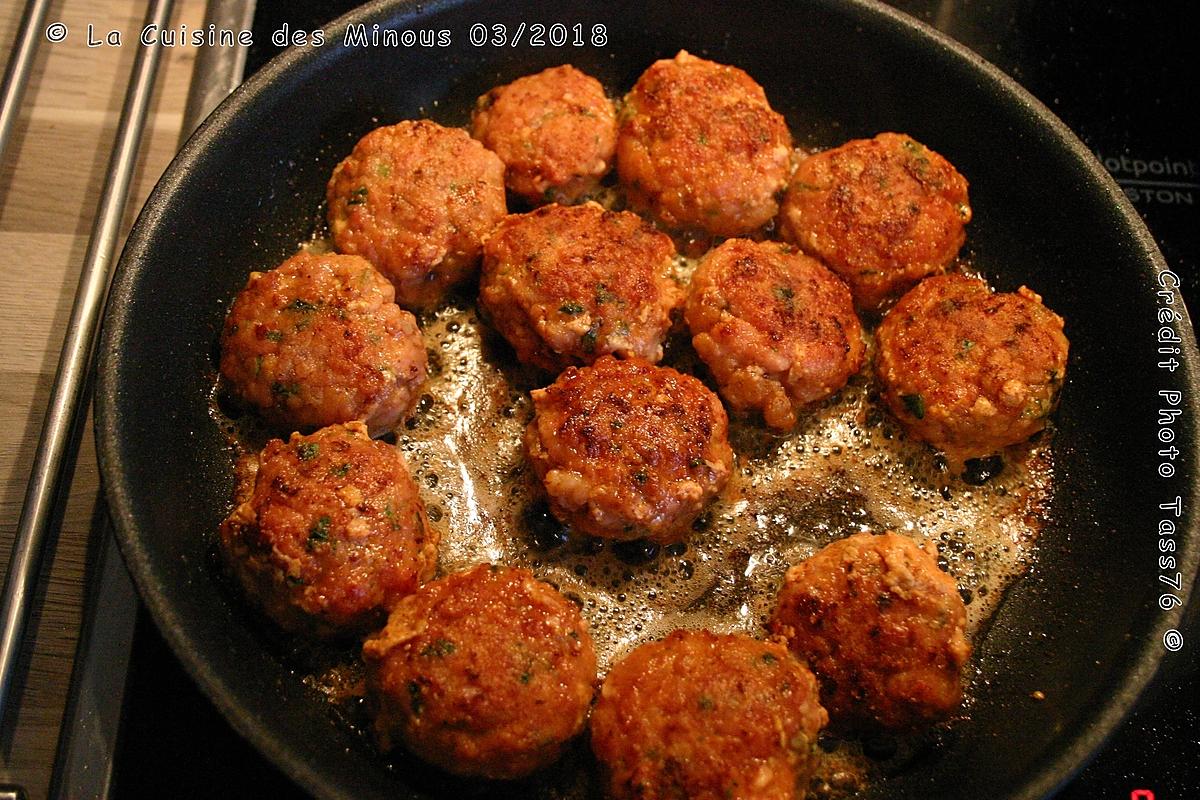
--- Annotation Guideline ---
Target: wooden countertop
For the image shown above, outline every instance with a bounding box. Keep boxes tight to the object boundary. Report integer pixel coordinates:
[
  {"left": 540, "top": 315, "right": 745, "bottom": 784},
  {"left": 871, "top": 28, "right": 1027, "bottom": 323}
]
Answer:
[{"left": 0, "top": 0, "right": 204, "bottom": 795}]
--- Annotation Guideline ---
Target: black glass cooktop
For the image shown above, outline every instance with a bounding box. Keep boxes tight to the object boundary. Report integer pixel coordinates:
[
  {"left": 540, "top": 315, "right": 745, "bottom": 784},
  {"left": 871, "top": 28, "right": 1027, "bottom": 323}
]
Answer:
[{"left": 110, "top": 2, "right": 1199, "bottom": 797}]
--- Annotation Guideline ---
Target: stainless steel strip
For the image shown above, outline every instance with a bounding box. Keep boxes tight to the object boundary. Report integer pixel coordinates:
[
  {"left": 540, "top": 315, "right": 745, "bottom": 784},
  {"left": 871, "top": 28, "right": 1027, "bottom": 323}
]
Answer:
[
  {"left": 0, "top": 0, "right": 54, "bottom": 169},
  {"left": 181, "top": 0, "right": 258, "bottom": 141},
  {"left": 47, "top": 1, "right": 257, "bottom": 796},
  {"left": 47, "top": 528, "right": 138, "bottom": 800},
  {"left": 0, "top": 0, "right": 178, "bottom": 723}
]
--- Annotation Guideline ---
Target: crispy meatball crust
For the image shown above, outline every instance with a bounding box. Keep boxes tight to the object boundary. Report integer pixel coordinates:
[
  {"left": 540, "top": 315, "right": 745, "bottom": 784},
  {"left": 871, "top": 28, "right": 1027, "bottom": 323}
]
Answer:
[
  {"left": 219, "top": 252, "right": 428, "bottom": 433},
  {"left": 779, "top": 132, "right": 972, "bottom": 311},
  {"left": 591, "top": 630, "right": 828, "bottom": 800},
  {"left": 525, "top": 356, "right": 733, "bottom": 543},
  {"left": 686, "top": 239, "right": 865, "bottom": 431},
  {"left": 875, "top": 273, "right": 1069, "bottom": 461},
  {"left": 218, "top": 422, "right": 437, "bottom": 638},
  {"left": 770, "top": 532, "right": 971, "bottom": 732},
  {"left": 327, "top": 120, "right": 507, "bottom": 309},
  {"left": 471, "top": 65, "right": 617, "bottom": 205},
  {"left": 479, "top": 203, "right": 683, "bottom": 372},
  {"left": 361, "top": 564, "right": 597, "bottom": 780},
  {"left": 617, "top": 50, "right": 793, "bottom": 237}
]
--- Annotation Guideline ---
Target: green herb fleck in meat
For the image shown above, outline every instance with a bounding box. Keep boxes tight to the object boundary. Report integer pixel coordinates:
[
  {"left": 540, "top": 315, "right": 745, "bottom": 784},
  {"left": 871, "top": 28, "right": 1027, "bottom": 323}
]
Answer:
[
  {"left": 286, "top": 298, "right": 318, "bottom": 313},
  {"left": 901, "top": 393, "right": 926, "bottom": 420},
  {"left": 346, "top": 186, "right": 369, "bottom": 206},
  {"left": 306, "top": 516, "right": 331, "bottom": 549},
  {"left": 298, "top": 442, "right": 319, "bottom": 460},
  {"left": 580, "top": 319, "right": 602, "bottom": 353},
  {"left": 271, "top": 381, "right": 301, "bottom": 399},
  {"left": 559, "top": 301, "right": 585, "bottom": 315},
  {"left": 421, "top": 639, "right": 457, "bottom": 658}
]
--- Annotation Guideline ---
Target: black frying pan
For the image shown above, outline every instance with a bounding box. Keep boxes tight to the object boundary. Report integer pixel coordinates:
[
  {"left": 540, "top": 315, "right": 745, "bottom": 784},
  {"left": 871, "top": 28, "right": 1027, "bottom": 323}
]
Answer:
[{"left": 95, "top": 0, "right": 1200, "bottom": 797}]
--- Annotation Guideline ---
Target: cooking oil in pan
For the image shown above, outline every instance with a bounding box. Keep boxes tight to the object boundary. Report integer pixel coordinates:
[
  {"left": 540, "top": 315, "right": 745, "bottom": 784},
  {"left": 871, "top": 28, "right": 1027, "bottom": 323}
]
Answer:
[
  {"left": 403, "top": 300, "right": 1050, "bottom": 667},
  {"left": 213, "top": 268, "right": 1053, "bottom": 798}
]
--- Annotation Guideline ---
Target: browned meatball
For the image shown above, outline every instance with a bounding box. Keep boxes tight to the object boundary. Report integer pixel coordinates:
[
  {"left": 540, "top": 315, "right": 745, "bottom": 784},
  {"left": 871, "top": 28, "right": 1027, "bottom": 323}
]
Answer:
[
  {"left": 219, "top": 252, "right": 427, "bottom": 433},
  {"left": 779, "top": 132, "right": 972, "bottom": 311},
  {"left": 591, "top": 630, "right": 828, "bottom": 800},
  {"left": 525, "top": 356, "right": 733, "bottom": 543},
  {"left": 875, "top": 273, "right": 1069, "bottom": 462},
  {"left": 361, "top": 564, "right": 597, "bottom": 780},
  {"left": 770, "top": 532, "right": 971, "bottom": 732},
  {"left": 218, "top": 422, "right": 437, "bottom": 638},
  {"left": 471, "top": 65, "right": 617, "bottom": 205},
  {"left": 686, "top": 239, "right": 865, "bottom": 431},
  {"left": 617, "top": 50, "right": 793, "bottom": 237},
  {"left": 327, "top": 120, "right": 506, "bottom": 309},
  {"left": 479, "top": 203, "right": 683, "bottom": 372}
]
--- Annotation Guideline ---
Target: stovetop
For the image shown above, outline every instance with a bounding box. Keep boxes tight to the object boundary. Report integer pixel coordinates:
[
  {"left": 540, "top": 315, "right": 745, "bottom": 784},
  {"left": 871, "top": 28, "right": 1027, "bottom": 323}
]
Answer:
[{"left": 110, "top": 2, "right": 1199, "bottom": 797}]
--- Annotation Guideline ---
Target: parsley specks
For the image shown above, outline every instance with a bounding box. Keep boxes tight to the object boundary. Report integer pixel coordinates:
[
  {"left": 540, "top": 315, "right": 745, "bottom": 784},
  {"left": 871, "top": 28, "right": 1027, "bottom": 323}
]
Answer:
[
  {"left": 286, "top": 298, "right": 318, "bottom": 313},
  {"left": 901, "top": 393, "right": 926, "bottom": 420},
  {"left": 580, "top": 319, "right": 602, "bottom": 353},
  {"left": 421, "top": 639, "right": 457, "bottom": 658},
  {"left": 306, "top": 516, "right": 331, "bottom": 549},
  {"left": 271, "top": 381, "right": 300, "bottom": 399}
]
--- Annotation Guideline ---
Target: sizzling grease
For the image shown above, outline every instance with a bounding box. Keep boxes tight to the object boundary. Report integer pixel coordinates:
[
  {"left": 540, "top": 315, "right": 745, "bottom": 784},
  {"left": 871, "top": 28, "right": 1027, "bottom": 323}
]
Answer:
[
  {"left": 214, "top": 198, "right": 1052, "bottom": 799},
  {"left": 399, "top": 300, "right": 1050, "bottom": 673}
]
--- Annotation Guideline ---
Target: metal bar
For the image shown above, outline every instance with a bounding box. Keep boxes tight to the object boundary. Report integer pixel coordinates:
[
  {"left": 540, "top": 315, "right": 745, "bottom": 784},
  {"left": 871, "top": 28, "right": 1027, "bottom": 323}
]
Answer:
[
  {"left": 0, "top": 0, "right": 53, "bottom": 168},
  {"left": 47, "top": 2, "right": 257, "bottom": 796},
  {"left": 0, "top": 0, "right": 177, "bottom": 724},
  {"left": 180, "top": 0, "right": 258, "bottom": 142},
  {"left": 47, "top": 528, "right": 138, "bottom": 800}
]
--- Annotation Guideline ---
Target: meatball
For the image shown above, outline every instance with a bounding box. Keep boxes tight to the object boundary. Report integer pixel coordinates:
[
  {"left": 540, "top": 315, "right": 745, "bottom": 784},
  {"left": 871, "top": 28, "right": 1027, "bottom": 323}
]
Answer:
[
  {"left": 686, "top": 239, "right": 865, "bottom": 431},
  {"left": 770, "top": 532, "right": 971, "bottom": 732},
  {"left": 591, "top": 630, "right": 828, "bottom": 800},
  {"left": 219, "top": 251, "right": 428, "bottom": 433},
  {"left": 779, "top": 132, "right": 972, "bottom": 311},
  {"left": 875, "top": 273, "right": 1069, "bottom": 461},
  {"left": 327, "top": 120, "right": 506, "bottom": 309},
  {"left": 479, "top": 203, "right": 683, "bottom": 372},
  {"left": 617, "top": 50, "right": 793, "bottom": 237},
  {"left": 525, "top": 356, "right": 733, "bottom": 543},
  {"left": 471, "top": 65, "right": 617, "bottom": 205},
  {"left": 218, "top": 421, "right": 437, "bottom": 638},
  {"left": 361, "top": 564, "right": 597, "bottom": 780}
]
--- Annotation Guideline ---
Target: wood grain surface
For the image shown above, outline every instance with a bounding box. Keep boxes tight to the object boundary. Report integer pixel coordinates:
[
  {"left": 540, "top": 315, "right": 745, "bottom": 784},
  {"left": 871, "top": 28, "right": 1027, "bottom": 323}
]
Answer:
[{"left": 0, "top": 0, "right": 204, "bottom": 795}]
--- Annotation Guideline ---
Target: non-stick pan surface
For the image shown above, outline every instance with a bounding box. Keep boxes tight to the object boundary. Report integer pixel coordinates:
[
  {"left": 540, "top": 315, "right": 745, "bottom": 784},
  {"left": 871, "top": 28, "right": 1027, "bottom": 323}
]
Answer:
[{"left": 96, "top": 1, "right": 1200, "bottom": 797}]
